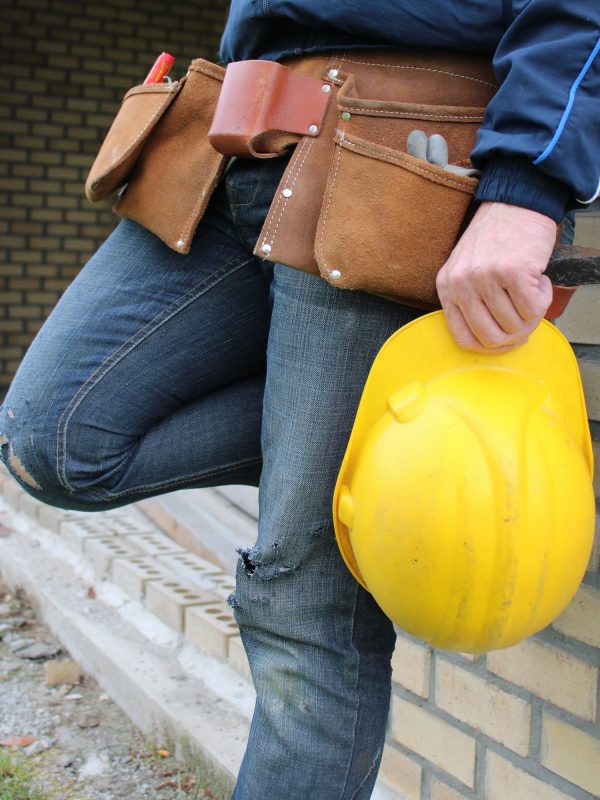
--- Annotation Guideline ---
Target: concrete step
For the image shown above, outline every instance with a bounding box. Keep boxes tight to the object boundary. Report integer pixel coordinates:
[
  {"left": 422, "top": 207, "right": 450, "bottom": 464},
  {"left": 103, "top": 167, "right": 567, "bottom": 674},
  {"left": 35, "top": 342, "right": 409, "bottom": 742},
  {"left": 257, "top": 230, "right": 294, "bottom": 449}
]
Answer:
[
  {"left": 0, "top": 499, "right": 251, "bottom": 799},
  {"left": 138, "top": 487, "right": 256, "bottom": 576},
  {"left": 0, "top": 472, "right": 398, "bottom": 800}
]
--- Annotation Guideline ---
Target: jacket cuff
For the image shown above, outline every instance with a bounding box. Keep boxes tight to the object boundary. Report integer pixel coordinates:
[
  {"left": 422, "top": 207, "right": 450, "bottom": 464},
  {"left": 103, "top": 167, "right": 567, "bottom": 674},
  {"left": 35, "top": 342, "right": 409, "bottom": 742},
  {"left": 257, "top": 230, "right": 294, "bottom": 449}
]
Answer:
[{"left": 474, "top": 159, "right": 570, "bottom": 223}]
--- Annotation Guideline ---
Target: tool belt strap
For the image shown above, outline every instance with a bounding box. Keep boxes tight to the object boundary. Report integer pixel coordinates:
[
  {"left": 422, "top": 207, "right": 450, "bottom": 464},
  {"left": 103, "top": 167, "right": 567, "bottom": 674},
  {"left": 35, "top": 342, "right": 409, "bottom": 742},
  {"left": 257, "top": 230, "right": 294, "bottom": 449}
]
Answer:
[{"left": 208, "top": 59, "right": 332, "bottom": 158}]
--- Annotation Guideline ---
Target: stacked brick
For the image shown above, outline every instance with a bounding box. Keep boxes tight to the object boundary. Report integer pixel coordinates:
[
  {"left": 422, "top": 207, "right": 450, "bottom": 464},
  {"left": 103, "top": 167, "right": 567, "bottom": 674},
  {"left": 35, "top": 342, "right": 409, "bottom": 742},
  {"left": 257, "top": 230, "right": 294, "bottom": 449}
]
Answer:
[
  {"left": 381, "top": 213, "right": 600, "bottom": 800},
  {"left": 0, "top": 476, "right": 251, "bottom": 682},
  {"left": 0, "top": 0, "right": 228, "bottom": 390}
]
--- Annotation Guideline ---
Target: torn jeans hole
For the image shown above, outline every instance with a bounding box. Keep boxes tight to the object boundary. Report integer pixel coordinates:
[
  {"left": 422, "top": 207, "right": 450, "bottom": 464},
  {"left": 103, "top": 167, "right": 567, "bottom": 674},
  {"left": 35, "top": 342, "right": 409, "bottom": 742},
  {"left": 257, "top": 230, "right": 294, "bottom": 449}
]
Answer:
[
  {"left": 238, "top": 547, "right": 257, "bottom": 575},
  {"left": 237, "top": 547, "right": 298, "bottom": 580},
  {"left": 0, "top": 436, "right": 43, "bottom": 491}
]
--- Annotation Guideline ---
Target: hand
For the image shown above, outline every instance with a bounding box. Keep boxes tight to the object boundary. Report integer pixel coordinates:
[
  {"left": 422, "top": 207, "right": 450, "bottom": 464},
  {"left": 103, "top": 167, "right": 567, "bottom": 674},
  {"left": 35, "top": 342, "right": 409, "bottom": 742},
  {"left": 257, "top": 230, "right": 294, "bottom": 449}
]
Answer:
[{"left": 435, "top": 201, "right": 557, "bottom": 352}]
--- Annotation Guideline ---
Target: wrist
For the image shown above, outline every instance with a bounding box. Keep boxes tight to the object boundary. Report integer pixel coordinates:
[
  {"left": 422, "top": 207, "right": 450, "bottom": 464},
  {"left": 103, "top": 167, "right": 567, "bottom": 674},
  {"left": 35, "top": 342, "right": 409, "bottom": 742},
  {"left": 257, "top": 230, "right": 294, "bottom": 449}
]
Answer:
[{"left": 475, "top": 200, "right": 557, "bottom": 232}]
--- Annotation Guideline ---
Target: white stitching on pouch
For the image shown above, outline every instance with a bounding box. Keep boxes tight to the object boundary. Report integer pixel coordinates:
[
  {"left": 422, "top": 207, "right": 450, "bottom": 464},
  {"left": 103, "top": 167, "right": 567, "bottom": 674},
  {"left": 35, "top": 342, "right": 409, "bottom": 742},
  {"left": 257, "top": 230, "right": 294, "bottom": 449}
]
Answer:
[
  {"left": 315, "top": 141, "right": 343, "bottom": 274},
  {"left": 262, "top": 136, "right": 313, "bottom": 248},
  {"left": 338, "top": 108, "right": 483, "bottom": 120},
  {"left": 342, "top": 60, "right": 497, "bottom": 88}
]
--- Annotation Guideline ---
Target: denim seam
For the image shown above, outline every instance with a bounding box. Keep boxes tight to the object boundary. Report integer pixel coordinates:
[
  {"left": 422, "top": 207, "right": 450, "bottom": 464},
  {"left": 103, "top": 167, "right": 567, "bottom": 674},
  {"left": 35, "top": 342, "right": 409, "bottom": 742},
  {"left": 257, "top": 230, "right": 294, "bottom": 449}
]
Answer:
[
  {"left": 228, "top": 174, "right": 264, "bottom": 210},
  {"left": 228, "top": 179, "right": 265, "bottom": 249},
  {"left": 339, "top": 581, "right": 364, "bottom": 800},
  {"left": 86, "top": 454, "right": 263, "bottom": 502},
  {"left": 55, "top": 256, "right": 256, "bottom": 492}
]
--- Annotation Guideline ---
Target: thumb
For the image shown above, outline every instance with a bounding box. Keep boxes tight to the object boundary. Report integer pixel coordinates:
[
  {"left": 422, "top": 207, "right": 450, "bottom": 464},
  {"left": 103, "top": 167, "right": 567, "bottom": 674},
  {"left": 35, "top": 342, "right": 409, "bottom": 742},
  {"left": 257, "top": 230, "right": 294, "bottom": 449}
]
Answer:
[{"left": 537, "top": 273, "right": 553, "bottom": 309}]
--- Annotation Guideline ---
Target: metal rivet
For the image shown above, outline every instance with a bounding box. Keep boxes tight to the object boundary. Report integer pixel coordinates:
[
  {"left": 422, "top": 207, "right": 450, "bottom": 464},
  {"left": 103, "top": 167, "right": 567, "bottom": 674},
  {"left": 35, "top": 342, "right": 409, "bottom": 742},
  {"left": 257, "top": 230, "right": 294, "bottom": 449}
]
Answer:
[
  {"left": 341, "top": 111, "right": 351, "bottom": 121},
  {"left": 308, "top": 124, "right": 318, "bottom": 135},
  {"left": 330, "top": 269, "right": 341, "bottom": 280},
  {"left": 282, "top": 188, "right": 292, "bottom": 198},
  {"left": 327, "top": 69, "right": 339, "bottom": 79},
  {"left": 322, "top": 84, "right": 331, "bottom": 93},
  {"left": 261, "top": 243, "right": 272, "bottom": 255},
  {"left": 175, "top": 239, "right": 185, "bottom": 249}
]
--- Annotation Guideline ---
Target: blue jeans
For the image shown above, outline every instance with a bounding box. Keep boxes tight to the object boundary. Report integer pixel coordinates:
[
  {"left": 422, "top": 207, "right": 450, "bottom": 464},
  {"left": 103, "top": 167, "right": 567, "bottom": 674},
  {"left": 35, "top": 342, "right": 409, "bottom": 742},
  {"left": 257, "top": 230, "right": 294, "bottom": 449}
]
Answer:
[{"left": 0, "top": 155, "right": 421, "bottom": 799}]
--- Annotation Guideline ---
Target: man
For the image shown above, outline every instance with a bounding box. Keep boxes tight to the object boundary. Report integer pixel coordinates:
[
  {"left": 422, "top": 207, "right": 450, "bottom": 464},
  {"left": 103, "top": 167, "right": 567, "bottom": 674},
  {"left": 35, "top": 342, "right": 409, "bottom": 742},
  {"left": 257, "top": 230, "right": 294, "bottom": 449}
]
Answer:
[{"left": 1, "top": 2, "right": 598, "bottom": 798}]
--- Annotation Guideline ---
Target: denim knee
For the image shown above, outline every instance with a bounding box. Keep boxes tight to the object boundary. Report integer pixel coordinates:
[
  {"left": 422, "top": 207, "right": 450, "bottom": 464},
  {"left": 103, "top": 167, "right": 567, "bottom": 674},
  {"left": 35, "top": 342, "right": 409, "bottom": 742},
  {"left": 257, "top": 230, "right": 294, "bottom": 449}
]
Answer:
[{"left": 0, "top": 403, "right": 117, "bottom": 512}]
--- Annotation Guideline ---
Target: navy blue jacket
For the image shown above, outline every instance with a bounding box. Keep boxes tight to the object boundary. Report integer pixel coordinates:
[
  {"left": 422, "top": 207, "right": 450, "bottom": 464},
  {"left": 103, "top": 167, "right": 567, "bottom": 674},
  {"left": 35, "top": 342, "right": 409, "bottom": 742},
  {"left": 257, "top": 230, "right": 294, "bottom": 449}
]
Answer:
[{"left": 220, "top": 1, "right": 600, "bottom": 222}]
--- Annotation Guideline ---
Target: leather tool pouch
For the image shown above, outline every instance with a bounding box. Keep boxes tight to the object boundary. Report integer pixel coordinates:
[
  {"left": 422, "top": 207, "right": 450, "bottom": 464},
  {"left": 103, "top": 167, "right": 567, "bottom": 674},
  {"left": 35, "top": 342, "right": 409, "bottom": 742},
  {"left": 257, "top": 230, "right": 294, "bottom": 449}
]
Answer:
[
  {"left": 85, "top": 81, "right": 182, "bottom": 203},
  {"left": 256, "top": 51, "right": 497, "bottom": 307},
  {"left": 86, "top": 50, "right": 497, "bottom": 306},
  {"left": 314, "top": 76, "right": 483, "bottom": 306},
  {"left": 85, "top": 59, "right": 226, "bottom": 253}
]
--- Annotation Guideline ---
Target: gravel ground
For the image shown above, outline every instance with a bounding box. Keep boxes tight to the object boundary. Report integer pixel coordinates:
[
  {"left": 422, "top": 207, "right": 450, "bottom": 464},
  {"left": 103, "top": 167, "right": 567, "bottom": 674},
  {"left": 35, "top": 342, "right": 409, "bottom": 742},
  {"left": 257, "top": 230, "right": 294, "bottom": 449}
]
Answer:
[{"left": 0, "top": 580, "right": 217, "bottom": 800}]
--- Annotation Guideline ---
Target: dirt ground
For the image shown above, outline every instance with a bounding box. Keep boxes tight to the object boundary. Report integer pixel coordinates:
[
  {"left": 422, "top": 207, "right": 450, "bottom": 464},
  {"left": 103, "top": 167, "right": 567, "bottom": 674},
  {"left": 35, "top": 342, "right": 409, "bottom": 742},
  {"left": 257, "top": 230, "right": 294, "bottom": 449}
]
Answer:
[{"left": 0, "top": 579, "right": 217, "bottom": 800}]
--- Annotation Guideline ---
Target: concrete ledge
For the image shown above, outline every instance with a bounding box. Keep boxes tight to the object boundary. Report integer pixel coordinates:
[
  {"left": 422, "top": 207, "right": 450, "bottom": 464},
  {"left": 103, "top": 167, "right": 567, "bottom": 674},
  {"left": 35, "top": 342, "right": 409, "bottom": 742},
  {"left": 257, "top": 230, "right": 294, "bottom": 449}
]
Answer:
[
  {"left": 0, "top": 500, "right": 251, "bottom": 799},
  {"left": 0, "top": 483, "right": 399, "bottom": 800}
]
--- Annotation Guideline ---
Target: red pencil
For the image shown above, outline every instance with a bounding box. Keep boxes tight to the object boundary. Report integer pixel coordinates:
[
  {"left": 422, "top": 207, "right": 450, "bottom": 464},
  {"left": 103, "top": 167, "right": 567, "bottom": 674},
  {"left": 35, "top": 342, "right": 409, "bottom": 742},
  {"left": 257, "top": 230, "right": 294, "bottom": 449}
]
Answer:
[{"left": 143, "top": 52, "right": 175, "bottom": 85}]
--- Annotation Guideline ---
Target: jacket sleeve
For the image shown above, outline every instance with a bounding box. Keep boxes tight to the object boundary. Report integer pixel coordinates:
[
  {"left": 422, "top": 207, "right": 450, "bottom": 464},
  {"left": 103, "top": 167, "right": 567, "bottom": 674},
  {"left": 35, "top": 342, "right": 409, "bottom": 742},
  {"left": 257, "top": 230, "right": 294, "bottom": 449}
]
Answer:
[{"left": 471, "top": 0, "right": 600, "bottom": 221}]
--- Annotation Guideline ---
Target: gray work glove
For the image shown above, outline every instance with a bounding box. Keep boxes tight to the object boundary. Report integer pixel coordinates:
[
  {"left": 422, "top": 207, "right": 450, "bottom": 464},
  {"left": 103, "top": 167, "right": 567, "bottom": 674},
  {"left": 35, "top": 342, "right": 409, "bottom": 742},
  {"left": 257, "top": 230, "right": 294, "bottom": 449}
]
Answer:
[{"left": 407, "top": 130, "right": 480, "bottom": 177}]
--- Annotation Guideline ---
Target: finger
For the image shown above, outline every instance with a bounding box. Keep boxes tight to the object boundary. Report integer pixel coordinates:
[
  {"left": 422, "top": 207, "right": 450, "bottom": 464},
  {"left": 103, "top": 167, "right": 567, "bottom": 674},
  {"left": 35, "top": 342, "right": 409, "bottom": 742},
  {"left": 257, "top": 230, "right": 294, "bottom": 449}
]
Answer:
[
  {"left": 508, "top": 273, "right": 553, "bottom": 321},
  {"left": 443, "top": 302, "right": 481, "bottom": 349},
  {"left": 458, "top": 293, "right": 525, "bottom": 349},
  {"left": 470, "top": 265, "right": 549, "bottom": 335},
  {"left": 407, "top": 130, "right": 428, "bottom": 161},
  {"left": 426, "top": 134, "right": 449, "bottom": 167},
  {"left": 478, "top": 284, "right": 532, "bottom": 334},
  {"left": 445, "top": 303, "right": 526, "bottom": 352},
  {"left": 436, "top": 258, "right": 511, "bottom": 347}
]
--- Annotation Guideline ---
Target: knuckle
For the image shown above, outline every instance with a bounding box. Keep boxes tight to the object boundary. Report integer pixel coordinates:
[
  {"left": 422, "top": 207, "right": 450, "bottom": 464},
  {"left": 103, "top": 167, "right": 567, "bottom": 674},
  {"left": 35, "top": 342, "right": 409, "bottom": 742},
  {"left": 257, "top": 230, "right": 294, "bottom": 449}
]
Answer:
[
  {"left": 449, "top": 271, "right": 471, "bottom": 295},
  {"left": 480, "top": 329, "right": 509, "bottom": 349},
  {"left": 521, "top": 303, "right": 545, "bottom": 322}
]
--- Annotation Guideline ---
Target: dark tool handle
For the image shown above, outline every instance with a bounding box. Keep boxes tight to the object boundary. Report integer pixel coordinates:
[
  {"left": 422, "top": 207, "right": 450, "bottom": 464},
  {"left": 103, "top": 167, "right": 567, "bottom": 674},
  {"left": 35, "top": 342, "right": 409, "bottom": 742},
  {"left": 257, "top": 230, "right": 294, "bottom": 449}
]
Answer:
[{"left": 544, "top": 244, "right": 600, "bottom": 286}]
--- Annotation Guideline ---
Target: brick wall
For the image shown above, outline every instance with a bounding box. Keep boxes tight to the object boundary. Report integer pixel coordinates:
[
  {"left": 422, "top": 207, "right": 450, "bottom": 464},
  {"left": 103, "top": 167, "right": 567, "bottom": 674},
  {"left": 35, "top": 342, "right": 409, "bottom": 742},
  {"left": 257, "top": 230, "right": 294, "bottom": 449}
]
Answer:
[
  {"left": 378, "top": 214, "right": 600, "bottom": 800},
  {"left": 0, "top": 0, "right": 228, "bottom": 390}
]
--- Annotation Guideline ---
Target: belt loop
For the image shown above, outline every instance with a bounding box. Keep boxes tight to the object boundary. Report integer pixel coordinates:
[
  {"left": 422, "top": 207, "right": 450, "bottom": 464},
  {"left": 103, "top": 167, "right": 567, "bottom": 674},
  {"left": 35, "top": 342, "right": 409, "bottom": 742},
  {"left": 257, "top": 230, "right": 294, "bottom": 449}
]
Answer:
[{"left": 208, "top": 59, "right": 332, "bottom": 158}]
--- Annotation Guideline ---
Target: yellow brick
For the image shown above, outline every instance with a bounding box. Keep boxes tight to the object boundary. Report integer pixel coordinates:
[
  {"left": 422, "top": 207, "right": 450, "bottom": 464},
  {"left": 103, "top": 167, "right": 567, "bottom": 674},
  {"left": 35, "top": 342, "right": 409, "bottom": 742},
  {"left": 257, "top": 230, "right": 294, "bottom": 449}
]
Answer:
[
  {"left": 575, "top": 213, "right": 600, "bottom": 247},
  {"left": 487, "top": 639, "right": 598, "bottom": 721},
  {"left": 430, "top": 779, "right": 470, "bottom": 800},
  {"left": 390, "top": 696, "right": 476, "bottom": 788},
  {"left": 552, "top": 584, "right": 600, "bottom": 647},
  {"left": 378, "top": 745, "right": 422, "bottom": 800},
  {"left": 541, "top": 714, "right": 600, "bottom": 797},
  {"left": 435, "top": 660, "right": 530, "bottom": 755},
  {"left": 556, "top": 285, "right": 600, "bottom": 345},
  {"left": 588, "top": 505, "right": 599, "bottom": 570},
  {"left": 391, "top": 635, "right": 431, "bottom": 698},
  {"left": 578, "top": 357, "right": 600, "bottom": 421},
  {"left": 9, "top": 306, "right": 42, "bottom": 319},
  {"left": 485, "top": 752, "right": 573, "bottom": 800}
]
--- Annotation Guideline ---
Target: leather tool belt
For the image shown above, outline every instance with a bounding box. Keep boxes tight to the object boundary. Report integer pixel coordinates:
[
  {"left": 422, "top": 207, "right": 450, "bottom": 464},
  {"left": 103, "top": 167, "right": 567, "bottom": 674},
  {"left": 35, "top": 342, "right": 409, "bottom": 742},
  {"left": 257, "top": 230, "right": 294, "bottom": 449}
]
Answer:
[{"left": 85, "top": 50, "right": 498, "bottom": 307}]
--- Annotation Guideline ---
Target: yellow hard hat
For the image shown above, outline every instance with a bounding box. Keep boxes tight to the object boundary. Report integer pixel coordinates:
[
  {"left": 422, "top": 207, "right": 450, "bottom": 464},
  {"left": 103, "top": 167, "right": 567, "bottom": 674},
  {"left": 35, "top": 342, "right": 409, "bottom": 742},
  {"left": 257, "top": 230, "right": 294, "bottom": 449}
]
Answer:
[{"left": 334, "top": 311, "right": 595, "bottom": 653}]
